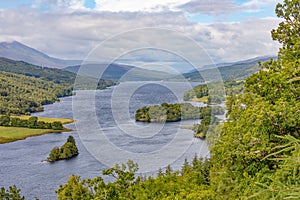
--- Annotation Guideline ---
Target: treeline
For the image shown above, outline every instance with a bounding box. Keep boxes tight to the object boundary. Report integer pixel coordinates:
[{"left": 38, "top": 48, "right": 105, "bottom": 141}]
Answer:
[
  {"left": 135, "top": 102, "right": 224, "bottom": 122},
  {"left": 47, "top": 136, "right": 79, "bottom": 162},
  {"left": 0, "top": 115, "right": 64, "bottom": 130},
  {"left": 183, "top": 81, "right": 244, "bottom": 103},
  {"left": 55, "top": 157, "right": 212, "bottom": 199}
]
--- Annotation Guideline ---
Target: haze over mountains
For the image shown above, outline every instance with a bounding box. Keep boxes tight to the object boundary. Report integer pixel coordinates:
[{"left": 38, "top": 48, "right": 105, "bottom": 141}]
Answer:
[
  {"left": 0, "top": 41, "right": 81, "bottom": 68},
  {"left": 0, "top": 41, "right": 276, "bottom": 82},
  {"left": 64, "top": 64, "right": 172, "bottom": 81},
  {"left": 174, "top": 56, "right": 277, "bottom": 82}
]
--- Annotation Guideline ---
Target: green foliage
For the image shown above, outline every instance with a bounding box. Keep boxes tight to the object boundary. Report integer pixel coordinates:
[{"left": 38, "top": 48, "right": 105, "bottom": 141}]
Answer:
[
  {"left": 208, "top": 1, "right": 300, "bottom": 198},
  {"left": 67, "top": 135, "right": 76, "bottom": 144},
  {"left": 0, "top": 185, "right": 25, "bottom": 200},
  {"left": 183, "top": 84, "right": 208, "bottom": 101},
  {"left": 0, "top": 71, "right": 72, "bottom": 115},
  {"left": 271, "top": 0, "right": 300, "bottom": 52},
  {"left": 194, "top": 115, "right": 220, "bottom": 139},
  {"left": 0, "top": 115, "right": 10, "bottom": 126},
  {"left": 51, "top": 121, "right": 64, "bottom": 130},
  {"left": 135, "top": 102, "right": 224, "bottom": 123},
  {"left": 0, "top": 115, "right": 64, "bottom": 130},
  {"left": 183, "top": 81, "right": 244, "bottom": 103},
  {"left": 0, "top": 57, "right": 75, "bottom": 85},
  {"left": 249, "top": 135, "right": 300, "bottom": 199},
  {"left": 47, "top": 136, "right": 78, "bottom": 162},
  {"left": 56, "top": 158, "right": 214, "bottom": 199},
  {"left": 0, "top": 57, "right": 117, "bottom": 115},
  {"left": 56, "top": 160, "right": 138, "bottom": 199}
]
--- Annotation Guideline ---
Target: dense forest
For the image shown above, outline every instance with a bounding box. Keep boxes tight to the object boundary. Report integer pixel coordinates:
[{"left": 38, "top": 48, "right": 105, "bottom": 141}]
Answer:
[
  {"left": 1, "top": 0, "right": 299, "bottom": 199},
  {"left": 135, "top": 102, "right": 224, "bottom": 122},
  {"left": 0, "top": 71, "right": 72, "bottom": 114},
  {"left": 0, "top": 58, "right": 117, "bottom": 115},
  {"left": 183, "top": 81, "right": 244, "bottom": 103},
  {"left": 0, "top": 57, "right": 76, "bottom": 84}
]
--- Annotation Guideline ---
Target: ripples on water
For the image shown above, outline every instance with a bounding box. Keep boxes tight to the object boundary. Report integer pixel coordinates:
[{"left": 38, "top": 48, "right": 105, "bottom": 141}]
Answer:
[{"left": 0, "top": 82, "right": 209, "bottom": 199}]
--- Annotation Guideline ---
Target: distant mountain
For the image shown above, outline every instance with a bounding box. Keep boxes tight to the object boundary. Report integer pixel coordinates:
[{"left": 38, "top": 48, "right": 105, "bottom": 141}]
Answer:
[
  {"left": 0, "top": 41, "right": 81, "bottom": 68},
  {"left": 64, "top": 63, "right": 173, "bottom": 81},
  {"left": 175, "top": 56, "right": 277, "bottom": 82}
]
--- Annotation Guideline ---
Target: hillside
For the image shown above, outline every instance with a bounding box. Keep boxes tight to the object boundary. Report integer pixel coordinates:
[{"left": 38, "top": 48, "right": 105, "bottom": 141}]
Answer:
[
  {"left": 64, "top": 63, "right": 173, "bottom": 81},
  {"left": 0, "top": 57, "right": 118, "bottom": 114},
  {"left": 175, "top": 56, "right": 276, "bottom": 82},
  {"left": 0, "top": 57, "right": 117, "bottom": 89},
  {"left": 0, "top": 41, "right": 81, "bottom": 68},
  {"left": 0, "top": 71, "right": 72, "bottom": 114},
  {"left": 0, "top": 57, "right": 76, "bottom": 84}
]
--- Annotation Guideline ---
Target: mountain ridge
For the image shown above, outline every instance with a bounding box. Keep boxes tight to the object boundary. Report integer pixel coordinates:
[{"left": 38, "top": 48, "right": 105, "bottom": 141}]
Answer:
[
  {"left": 0, "top": 41, "right": 81, "bottom": 68},
  {"left": 176, "top": 55, "right": 277, "bottom": 82}
]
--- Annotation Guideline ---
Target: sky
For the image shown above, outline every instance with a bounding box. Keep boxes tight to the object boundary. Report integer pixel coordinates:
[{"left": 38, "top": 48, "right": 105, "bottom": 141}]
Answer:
[{"left": 0, "top": 0, "right": 282, "bottom": 71}]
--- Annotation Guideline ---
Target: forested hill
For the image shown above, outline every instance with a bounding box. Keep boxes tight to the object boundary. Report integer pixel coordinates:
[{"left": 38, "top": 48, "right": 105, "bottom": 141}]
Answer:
[
  {"left": 175, "top": 56, "right": 276, "bottom": 82},
  {"left": 0, "top": 57, "right": 76, "bottom": 85},
  {"left": 0, "top": 57, "right": 117, "bottom": 114},
  {"left": 0, "top": 71, "right": 72, "bottom": 114}
]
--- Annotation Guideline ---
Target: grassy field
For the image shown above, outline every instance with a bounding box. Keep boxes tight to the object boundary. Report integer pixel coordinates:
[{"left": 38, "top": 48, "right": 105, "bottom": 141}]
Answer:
[
  {"left": 0, "top": 117, "right": 74, "bottom": 144},
  {"left": 191, "top": 96, "right": 209, "bottom": 103},
  {"left": 11, "top": 115, "right": 75, "bottom": 124}
]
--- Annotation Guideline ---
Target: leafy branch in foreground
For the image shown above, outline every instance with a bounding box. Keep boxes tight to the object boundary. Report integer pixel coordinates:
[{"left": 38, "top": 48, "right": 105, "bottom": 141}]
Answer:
[{"left": 0, "top": 185, "right": 24, "bottom": 200}]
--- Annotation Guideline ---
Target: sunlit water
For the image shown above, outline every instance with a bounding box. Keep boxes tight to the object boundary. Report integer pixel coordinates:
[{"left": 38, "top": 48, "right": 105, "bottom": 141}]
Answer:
[{"left": 0, "top": 82, "right": 209, "bottom": 199}]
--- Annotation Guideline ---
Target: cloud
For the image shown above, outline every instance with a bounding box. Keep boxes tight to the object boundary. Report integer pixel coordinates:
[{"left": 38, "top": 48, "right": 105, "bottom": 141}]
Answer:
[
  {"left": 33, "top": 0, "right": 86, "bottom": 11},
  {"left": 242, "top": 0, "right": 278, "bottom": 13},
  {"left": 94, "top": 0, "right": 190, "bottom": 12},
  {"left": 178, "top": 0, "right": 239, "bottom": 16},
  {"left": 0, "top": 7, "right": 280, "bottom": 70}
]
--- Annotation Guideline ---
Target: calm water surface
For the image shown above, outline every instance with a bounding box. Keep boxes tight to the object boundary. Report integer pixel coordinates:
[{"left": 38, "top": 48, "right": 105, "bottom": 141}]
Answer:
[{"left": 0, "top": 82, "right": 209, "bottom": 199}]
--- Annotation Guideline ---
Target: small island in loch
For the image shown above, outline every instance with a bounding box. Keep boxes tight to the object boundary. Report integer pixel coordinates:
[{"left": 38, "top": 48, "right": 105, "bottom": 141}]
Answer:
[
  {"left": 135, "top": 102, "right": 224, "bottom": 139},
  {"left": 135, "top": 102, "right": 224, "bottom": 123},
  {"left": 47, "top": 135, "right": 79, "bottom": 162}
]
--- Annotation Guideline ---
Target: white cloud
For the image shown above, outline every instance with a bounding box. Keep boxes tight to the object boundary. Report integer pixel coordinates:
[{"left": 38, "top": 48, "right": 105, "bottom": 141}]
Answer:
[
  {"left": 178, "top": 0, "right": 239, "bottom": 16},
  {"left": 33, "top": 0, "right": 86, "bottom": 11},
  {"left": 242, "top": 0, "right": 278, "bottom": 12},
  {"left": 94, "top": 0, "right": 190, "bottom": 12},
  {"left": 0, "top": 7, "right": 280, "bottom": 69}
]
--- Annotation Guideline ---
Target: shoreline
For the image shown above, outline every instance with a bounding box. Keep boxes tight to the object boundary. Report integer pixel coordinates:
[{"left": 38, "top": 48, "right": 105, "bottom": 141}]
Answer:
[{"left": 0, "top": 117, "right": 75, "bottom": 144}]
